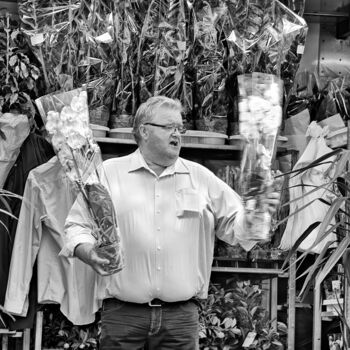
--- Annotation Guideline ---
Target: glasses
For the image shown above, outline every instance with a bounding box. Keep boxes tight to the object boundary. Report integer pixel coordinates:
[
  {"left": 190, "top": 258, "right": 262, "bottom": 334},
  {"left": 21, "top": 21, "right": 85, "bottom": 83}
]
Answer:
[{"left": 143, "top": 122, "right": 186, "bottom": 134}]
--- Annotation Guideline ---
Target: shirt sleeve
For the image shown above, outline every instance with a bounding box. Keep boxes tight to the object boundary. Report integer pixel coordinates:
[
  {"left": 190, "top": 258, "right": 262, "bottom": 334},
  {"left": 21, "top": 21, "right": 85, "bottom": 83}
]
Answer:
[
  {"left": 59, "top": 192, "right": 97, "bottom": 258},
  {"left": 207, "top": 170, "right": 256, "bottom": 251},
  {"left": 4, "top": 174, "right": 44, "bottom": 316}
]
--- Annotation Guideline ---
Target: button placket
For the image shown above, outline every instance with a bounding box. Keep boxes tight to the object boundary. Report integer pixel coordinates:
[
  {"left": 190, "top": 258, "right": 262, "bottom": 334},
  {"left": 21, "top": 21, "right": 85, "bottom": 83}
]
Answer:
[{"left": 154, "top": 181, "right": 162, "bottom": 295}]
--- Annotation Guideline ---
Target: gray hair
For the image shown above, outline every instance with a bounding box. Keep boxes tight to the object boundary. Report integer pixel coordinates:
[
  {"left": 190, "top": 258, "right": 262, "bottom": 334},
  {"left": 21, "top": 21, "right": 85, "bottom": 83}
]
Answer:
[{"left": 132, "top": 96, "right": 183, "bottom": 144}]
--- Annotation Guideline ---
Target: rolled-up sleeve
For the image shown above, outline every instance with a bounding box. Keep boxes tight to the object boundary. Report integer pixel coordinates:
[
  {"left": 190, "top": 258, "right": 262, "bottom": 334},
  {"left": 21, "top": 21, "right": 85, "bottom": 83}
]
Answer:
[
  {"left": 207, "top": 170, "right": 256, "bottom": 251},
  {"left": 59, "top": 193, "right": 97, "bottom": 257}
]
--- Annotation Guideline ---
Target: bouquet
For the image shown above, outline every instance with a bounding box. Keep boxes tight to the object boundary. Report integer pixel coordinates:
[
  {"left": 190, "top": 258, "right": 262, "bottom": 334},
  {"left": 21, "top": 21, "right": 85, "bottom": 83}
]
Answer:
[
  {"left": 35, "top": 88, "right": 124, "bottom": 274},
  {"left": 238, "top": 72, "right": 283, "bottom": 241}
]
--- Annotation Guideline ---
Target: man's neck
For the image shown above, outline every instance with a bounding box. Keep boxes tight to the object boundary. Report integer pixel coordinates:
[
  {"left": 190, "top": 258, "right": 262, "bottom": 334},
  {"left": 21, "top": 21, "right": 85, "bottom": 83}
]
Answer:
[
  {"left": 139, "top": 149, "right": 170, "bottom": 176},
  {"left": 146, "top": 160, "right": 167, "bottom": 176}
]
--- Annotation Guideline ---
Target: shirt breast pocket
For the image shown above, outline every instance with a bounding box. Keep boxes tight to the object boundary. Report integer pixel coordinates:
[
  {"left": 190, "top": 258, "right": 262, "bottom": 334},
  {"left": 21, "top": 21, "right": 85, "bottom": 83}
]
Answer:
[{"left": 175, "top": 188, "right": 200, "bottom": 218}]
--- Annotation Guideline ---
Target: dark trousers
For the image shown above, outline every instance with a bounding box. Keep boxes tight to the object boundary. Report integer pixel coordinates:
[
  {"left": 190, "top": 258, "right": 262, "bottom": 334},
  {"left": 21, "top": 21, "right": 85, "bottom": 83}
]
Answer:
[{"left": 100, "top": 298, "right": 199, "bottom": 350}]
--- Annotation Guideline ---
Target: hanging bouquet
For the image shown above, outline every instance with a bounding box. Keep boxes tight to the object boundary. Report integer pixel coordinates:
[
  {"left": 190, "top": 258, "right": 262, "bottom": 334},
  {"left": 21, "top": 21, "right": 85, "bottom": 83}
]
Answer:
[
  {"left": 238, "top": 72, "right": 283, "bottom": 242},
  {"left": 35, "top": 88, "right": 124, "bottom": 274}
]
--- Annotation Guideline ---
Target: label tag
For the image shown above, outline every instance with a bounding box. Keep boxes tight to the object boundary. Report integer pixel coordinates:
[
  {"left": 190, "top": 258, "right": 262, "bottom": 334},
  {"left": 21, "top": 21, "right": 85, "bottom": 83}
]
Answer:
[
  {"left": 242, "top": 331, "right": 257, "bottom": 348},
  {"left": 95, "top": 32, "right": 113, "bottom": 44},
  {"left": 227, "top": 30, "right": 237, "bottom": 42},
  {"left": 297, "top": 44, "right": 305, "bottom": 54},
  {"left": 30, "top": 33, "right": 44, "bottom": 46}
]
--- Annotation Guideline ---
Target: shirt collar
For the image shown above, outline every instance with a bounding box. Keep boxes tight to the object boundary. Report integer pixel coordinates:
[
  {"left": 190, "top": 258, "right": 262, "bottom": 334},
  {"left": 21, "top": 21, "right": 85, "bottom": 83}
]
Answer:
[{"left": 129, "top": 148, "right": 189, "bottom": 175}]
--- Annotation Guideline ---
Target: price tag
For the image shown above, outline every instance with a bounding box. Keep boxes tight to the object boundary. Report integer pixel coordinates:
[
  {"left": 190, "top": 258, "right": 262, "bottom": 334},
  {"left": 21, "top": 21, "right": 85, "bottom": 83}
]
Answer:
[
  {"left": 242, "top": 331, "right": 257, "bottom": 348},
  {"left": 227, "top": 30, "right": 237, "bottom": 43},
  {"left": 95, "top": 32, "right": 113, "bottom": 44},
  {"left": 297, "top": 44, "right": 305, "bottom": 55},
  {"left": 30, "top": 33, "right": 45, "bottom": 46}
]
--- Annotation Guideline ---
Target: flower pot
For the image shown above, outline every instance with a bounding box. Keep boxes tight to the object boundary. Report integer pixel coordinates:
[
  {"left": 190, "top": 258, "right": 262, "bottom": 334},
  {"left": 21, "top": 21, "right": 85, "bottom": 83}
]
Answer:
[
  {"left": 89, "top": 105, "right": 110, "bottom": 127},
  {"left": 109, "top": 114, "right": 134, "bottom": 129},
  {"left": 195, "top": 116, "right": 228, "bottom": 134}
]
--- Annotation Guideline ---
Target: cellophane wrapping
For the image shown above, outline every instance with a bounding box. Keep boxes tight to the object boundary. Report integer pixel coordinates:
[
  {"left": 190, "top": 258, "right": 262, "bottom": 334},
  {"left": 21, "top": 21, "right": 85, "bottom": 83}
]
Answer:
[
  {"left": 35, "top": 88, "right": 124, "bottom": 273},
  {"left": 238, "top": 73, "right": 283, "bottom": 241}
]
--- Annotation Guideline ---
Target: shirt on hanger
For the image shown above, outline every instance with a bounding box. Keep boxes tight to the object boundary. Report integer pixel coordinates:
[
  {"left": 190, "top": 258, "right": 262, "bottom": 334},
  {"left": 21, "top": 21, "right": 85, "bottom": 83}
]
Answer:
[
  {"left": 61, "top": 149, "right": 247, "bottom": 304},
  {"left": 4, "top": 156, "right": 99, "bottom": 325},
  {"left": 0, "top": 113, "right": 30, "bottom": 188}
]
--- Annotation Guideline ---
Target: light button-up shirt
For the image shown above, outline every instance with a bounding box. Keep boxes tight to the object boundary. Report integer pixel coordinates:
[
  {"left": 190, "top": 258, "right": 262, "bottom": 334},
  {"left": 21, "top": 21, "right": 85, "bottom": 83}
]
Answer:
[{"left": 61, "top": 149, "right": 246, "bottom": 303}]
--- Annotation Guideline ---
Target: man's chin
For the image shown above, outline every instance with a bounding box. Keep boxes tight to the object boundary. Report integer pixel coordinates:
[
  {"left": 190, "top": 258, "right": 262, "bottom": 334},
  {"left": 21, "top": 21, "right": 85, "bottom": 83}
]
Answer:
[{"left": 165, "top": 150, "right": 180, "bottom": 165}]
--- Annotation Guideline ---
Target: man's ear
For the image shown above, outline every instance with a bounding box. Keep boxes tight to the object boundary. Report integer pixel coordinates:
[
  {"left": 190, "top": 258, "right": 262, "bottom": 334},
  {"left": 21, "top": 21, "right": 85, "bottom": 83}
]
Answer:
[{"left": 139, "top": 125, "right": 149, "bottom": 140}]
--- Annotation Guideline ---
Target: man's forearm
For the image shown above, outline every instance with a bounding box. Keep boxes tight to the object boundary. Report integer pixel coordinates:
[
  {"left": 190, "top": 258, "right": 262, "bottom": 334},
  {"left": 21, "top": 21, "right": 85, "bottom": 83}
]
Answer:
[{"left": 74, "top": 242, "right": 94, "bottom": 264}]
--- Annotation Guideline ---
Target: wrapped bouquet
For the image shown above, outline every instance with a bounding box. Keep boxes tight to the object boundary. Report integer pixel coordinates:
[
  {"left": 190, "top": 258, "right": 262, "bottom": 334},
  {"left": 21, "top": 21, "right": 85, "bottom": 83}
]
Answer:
[
  {"left": 238, "top": 73, "right": 283, "bottom": 241},
  {"left": 35, "top": 88, "right": 124, "bottom": 273}
]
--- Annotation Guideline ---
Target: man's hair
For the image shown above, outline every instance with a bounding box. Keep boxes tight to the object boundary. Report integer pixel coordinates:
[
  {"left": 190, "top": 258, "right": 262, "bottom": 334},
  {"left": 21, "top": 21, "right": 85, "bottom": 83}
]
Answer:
[{"left": 132, "top": 96, "right": 183, "bottom": 144}]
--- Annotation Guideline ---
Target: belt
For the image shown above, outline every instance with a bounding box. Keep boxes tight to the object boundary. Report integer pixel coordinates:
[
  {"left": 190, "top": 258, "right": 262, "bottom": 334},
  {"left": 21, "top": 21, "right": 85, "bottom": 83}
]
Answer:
[{"left": 103, "top": 297, "right": 199, "bottom": 308}]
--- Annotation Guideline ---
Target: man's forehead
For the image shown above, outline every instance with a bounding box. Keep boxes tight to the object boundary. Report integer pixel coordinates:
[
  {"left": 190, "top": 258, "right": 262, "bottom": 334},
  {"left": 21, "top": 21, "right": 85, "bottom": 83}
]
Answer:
[{"left": 152, "top": 106, "right": 182, "bottom": 120}]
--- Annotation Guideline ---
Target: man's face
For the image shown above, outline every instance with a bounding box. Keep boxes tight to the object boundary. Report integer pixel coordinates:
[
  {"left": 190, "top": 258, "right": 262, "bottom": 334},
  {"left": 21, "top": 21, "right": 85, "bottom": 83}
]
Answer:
[{"left": 142, "top": 106, "right": 183, "bottom": 166}]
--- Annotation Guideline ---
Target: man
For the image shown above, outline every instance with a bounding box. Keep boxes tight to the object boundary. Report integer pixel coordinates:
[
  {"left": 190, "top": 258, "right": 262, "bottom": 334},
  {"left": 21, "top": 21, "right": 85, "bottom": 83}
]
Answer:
[{"left": 62, "top": 96, "right": 280, "bottom": 349}]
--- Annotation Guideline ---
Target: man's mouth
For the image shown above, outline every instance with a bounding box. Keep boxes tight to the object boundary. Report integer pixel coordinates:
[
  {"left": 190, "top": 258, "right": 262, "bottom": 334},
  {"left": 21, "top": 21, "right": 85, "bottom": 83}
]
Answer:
[{"left": 169, "top": 140, "right": 179, "bottom": 147}]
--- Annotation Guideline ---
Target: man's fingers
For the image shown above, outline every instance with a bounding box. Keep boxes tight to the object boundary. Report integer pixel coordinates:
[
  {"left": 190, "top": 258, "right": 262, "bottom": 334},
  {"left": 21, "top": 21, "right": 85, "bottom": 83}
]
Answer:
[{"left": 266, "top": 192, "right": 280, "bottom": 200}]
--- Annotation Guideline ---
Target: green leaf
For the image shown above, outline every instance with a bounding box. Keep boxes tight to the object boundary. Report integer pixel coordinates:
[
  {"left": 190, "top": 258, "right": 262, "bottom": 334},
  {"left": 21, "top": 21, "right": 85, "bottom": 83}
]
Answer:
[
  {"left": 20, "top": 61, "right": 29, "bottom": 78},
  {"left": 316, "top": 235, "right": 350, "bottom": 286},
  {"left": 9, "top": 92, "right": 18, "bottom": 105},
  {"left": 9, "top": 55, "right": 18, "bottom": 67},
  {"left": 31, "top": 67, "right": 40, "bottom": 80},
  {"left": 298, "top": 242, "right": 333, "bottom": 300},
  {"left": 281, "top": 221, "right": 320, "bottom": 269}
]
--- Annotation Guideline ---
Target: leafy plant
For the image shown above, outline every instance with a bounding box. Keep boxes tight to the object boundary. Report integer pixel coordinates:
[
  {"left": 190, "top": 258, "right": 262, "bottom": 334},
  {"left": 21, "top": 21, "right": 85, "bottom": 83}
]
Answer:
[
  {"left": 277, "top": 148, "right": 350, "bottom": 301},
  {"left": 0, "top": 188, "right": 22, "bottom": 234},
  {"left": 199, "top": 280, "right": 286, "bottom": 349},
  {"left": 0, "top": 13, "right": 42, "bottom": 117},
  {"left": 41, "top": 305, "right": 100, "bottom": 350}
]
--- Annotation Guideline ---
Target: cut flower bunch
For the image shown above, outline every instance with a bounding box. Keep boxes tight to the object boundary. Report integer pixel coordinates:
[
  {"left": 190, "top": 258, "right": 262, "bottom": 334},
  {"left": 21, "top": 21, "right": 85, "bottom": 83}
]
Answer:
[{"left": 36, "top": 88, "right": 124, "bottom": 274}]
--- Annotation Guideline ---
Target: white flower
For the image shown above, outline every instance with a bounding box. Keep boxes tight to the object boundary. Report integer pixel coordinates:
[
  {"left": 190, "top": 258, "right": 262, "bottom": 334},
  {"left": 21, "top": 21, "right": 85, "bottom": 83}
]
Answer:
[
  {"left": 67, "top": 132, "right": 87, "bottom": 149},
  {"left": 79, "top": 107, "right": 90, "bottom": 123},
  {"left": 71, "top": 92, "right": 88, "bottom": 113},
  {"left": 60, "top": 106, "right": 78, "bottom": 123},
  {"left": 51, "top": 133, "right": 66, "bottom": 150},
  {"left": 45, "top": 111, "right": 61, "bottom": 134}
]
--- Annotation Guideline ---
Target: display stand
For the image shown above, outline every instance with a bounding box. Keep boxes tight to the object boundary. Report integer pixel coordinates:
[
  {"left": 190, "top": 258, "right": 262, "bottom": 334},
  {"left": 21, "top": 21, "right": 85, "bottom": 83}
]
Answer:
[
  {"left": 287, "top": 253, "right": 297, "bottom": 350},
  {"left": 312, "top": 124, "right": 350, "bottom": 349},
  {"left": 0, "top": 328, "right": 30, "bottom": 350}
]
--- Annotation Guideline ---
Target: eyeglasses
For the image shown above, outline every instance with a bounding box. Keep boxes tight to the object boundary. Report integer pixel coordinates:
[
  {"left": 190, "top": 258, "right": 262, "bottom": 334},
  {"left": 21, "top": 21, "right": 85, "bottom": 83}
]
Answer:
[{"left": 143, "top": 122, "right": 186, "bottom": 134}]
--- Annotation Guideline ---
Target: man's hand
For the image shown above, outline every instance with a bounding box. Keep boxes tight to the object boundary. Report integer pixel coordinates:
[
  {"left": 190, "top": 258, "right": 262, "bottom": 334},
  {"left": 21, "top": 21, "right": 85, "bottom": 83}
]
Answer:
[
  {"left": 74, "top": 242, "right": 114, "bottom": 276},
  {"left": 264, "top": 191, "right": 280, "bottom": 215}
]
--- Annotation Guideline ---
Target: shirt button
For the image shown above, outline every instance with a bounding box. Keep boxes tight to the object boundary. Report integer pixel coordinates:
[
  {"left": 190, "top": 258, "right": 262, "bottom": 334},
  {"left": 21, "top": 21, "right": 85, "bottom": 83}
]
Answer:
[
  {"left": 157, "top": 267, "right": 161, "bottom": 271},
  {"left": 157, "top": 227, "right": 160, "bottom": 231},
  {"left": 156, "top": 194, "right": 160, "bottom": 198},
  {"left": 156, "top": 210, "right": 160, "bottom": 214},
  {"left": 156, "top": 288, "right": 160, "bottom": 291},
  {"left": 157, "top": 246, "right": 161, "bottom": 250}
]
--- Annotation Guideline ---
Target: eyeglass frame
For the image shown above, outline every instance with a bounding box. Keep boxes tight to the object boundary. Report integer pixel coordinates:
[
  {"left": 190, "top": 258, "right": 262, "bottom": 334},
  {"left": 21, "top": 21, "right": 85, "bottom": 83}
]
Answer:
[{"left": 142, "top": 122, "right": 187, "bottom": 134}]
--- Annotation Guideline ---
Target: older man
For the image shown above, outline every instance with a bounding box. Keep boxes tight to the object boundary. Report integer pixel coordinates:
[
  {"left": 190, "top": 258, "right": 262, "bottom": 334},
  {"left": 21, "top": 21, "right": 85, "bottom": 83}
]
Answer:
[{"left": 63, "top": 96, "right": 279, "bottom": 349}]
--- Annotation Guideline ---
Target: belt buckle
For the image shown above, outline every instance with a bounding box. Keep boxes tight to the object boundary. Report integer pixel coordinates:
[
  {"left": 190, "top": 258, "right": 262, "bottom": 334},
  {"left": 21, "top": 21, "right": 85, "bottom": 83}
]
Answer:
[{"left": 148, "top": 299, "right": 162, "bottom": 307}]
